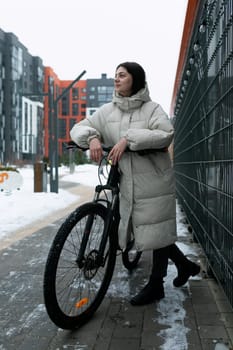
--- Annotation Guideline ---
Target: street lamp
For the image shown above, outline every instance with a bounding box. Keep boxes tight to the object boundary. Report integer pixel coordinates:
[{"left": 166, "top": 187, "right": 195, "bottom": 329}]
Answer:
[
  {"left": 49, "top": 70, "right": 86, "bottom": 193},
  {"left": 22, "top": 70, "right": 86, "bottom": 193}
]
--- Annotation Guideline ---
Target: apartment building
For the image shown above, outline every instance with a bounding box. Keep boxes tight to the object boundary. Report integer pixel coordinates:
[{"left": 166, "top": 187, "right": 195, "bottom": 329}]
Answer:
[
  {"left": 40, "top": 71, "right": 114, "bottom": 158},
  {"left": 86, "top": 73, "right": 114, "bottom": 117},
  {"left": 0, "top": 28, "right": 44, "bottom": 164},
  {"left": 0, "top": 27, "right": 115, "bottom": 164},
  {"left": 43, "top": 67, "right": 87, "bottom": 157}
]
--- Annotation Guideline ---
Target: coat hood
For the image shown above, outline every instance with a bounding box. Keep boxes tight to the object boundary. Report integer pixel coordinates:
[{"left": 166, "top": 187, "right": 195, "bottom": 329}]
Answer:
[{"left": 112, "top": 84, "right": 151, "bottom": 112}]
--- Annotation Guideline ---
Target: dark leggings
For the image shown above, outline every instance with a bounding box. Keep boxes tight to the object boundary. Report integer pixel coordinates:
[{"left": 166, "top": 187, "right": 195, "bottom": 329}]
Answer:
[
  {"left": 152, "top": 246, "right": 169, "bottom": 279},
  {"left": 152, "top": 243, "right": 188, "bottom": 278}
]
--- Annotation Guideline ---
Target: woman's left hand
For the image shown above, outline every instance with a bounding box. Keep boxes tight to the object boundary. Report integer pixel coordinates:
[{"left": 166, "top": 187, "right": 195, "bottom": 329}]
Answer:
[{"left": 108, "top": 138, "right": 128, "bottom": 165}]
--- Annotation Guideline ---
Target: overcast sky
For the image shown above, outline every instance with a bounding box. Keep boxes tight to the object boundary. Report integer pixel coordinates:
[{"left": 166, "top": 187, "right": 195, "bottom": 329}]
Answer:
[{"left": 0, "top": 0, "right": 188, "bottom": 114}]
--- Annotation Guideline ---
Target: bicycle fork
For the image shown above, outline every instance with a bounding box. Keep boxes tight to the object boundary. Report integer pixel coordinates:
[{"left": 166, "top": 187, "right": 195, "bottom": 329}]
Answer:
[{"left": 76, "top": 190, "right": 119, "bottom": 270}]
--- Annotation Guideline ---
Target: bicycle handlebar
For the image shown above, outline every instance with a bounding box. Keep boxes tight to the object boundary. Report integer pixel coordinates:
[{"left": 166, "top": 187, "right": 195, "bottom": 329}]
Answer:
[
  {"left": 65, "top": 140, "right": 168, "bottom": 154},
  {"left": 65, "top": 140, "right": 87, "bottom": 150},
  {"left": 65, "top": 140, "right": 112, "bottom": 153}
]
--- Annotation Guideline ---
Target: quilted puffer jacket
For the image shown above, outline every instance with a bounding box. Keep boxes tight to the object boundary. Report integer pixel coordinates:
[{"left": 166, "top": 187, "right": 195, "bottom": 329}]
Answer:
[{"left": 70, "top": 85, "right": 177, "bottom": 251}]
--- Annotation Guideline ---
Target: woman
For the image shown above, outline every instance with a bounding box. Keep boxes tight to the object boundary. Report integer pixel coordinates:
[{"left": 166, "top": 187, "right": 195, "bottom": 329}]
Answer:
[{"left": 70, "top": 62, "right": 200, "bottom": 305}]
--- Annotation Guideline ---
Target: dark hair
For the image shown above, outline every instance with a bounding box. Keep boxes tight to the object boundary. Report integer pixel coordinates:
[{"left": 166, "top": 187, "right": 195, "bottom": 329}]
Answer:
[{"left": 116, "top": 62, "right": 146, "bottom": 95}]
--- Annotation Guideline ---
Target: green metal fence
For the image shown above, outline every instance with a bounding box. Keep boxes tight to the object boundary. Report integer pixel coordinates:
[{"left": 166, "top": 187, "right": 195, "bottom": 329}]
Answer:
[{"left": 173, "top": 0, "right": 233, "bottom": 307}]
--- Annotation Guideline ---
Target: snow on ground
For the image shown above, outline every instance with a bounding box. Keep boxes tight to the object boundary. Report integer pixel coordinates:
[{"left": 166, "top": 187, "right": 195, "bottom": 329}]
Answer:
[
  {"left": 0, "top": 164, "right": 192, "bottom": 243},
  {"left": 0, "top": 164, "right": 98, "bottom": 240},
  {"left": 0, "top": 164, "right": 204, "bottom": 350}
]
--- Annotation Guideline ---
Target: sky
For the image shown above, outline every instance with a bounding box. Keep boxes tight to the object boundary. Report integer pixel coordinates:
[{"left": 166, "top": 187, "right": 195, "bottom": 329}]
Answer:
[{"left": 0, "top": 0, "right": 188, "bottom": 113}]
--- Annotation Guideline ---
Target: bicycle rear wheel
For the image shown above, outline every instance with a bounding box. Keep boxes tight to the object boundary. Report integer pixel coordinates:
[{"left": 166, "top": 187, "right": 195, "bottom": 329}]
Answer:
[
  {"left": 43, "top": 202, "right": 117, "bottom": 329},
  {"left": 122, "top": 239, "right": 142, "bottom": 270}
]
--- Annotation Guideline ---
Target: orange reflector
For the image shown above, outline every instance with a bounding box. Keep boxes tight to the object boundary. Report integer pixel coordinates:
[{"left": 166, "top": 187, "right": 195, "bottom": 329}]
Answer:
[{"left": 75, "top": 298, "right": 88, "bottom": 308}]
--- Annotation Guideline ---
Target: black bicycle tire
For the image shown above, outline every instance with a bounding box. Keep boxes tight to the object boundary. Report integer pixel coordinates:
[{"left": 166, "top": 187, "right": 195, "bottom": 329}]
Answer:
[{"left": 43, "top": 202, "right": 117, "bottom": 329}]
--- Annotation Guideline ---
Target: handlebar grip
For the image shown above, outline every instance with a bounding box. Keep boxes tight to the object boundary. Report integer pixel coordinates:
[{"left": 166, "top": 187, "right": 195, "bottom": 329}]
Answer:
[{"left": 65, "top": 141, "right": 88, "bottom": 151}]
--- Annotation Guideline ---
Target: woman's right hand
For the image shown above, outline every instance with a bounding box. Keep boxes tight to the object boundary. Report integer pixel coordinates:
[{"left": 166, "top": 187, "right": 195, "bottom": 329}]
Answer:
[
  {"left": 108, "top": 137, "right": 128, "bottom": 165},
  {"left": 89, "top": 137, "right": 103, "bottom": 163}
]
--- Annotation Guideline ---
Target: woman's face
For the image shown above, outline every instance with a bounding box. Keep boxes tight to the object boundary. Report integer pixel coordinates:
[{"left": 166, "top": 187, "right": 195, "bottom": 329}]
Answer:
[{"left": 114, "top": 66, "right": 133, "bottom": 97}]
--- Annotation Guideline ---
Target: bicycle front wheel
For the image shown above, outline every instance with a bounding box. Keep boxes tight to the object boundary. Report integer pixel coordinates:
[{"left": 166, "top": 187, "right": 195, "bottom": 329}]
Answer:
[{"left": 43, "top": 202, "right": 117, "bottom": 329}]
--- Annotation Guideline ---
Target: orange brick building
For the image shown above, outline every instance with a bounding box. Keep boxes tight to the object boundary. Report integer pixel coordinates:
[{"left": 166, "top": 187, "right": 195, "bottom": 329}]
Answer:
[{"left": 43, "top": 67, "right": 87, "bottom": 157}]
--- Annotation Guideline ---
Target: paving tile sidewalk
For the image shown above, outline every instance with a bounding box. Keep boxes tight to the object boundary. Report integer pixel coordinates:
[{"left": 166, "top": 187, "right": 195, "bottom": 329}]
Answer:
[
  {"left": 0, "top": 232, "right": 232, "bottom": 350},
  {"left": 43, "top": 245, "right": 233, "bottom": 350},
  {"left": 0, "top": 189, "right": 233, "bottom": 349},
  {"left": 72, "top": 248, "right": 233, "bottom": 350},
  {"left": 184, "top": 278, "right": 233, "bottom": 349},
  {"left": 105, "top": 248, "right": 233, "bottom": 350}
]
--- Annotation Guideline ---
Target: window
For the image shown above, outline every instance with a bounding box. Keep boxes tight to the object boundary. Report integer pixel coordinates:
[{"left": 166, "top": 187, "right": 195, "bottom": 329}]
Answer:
[
  {"left": 81, "top": 104, "right": 86, "bottom": 108},
  {"left": 107, "top": 86, "right": 114, "bottom": 93},
  {"left": 61, "top": 96, "right": 69, "bottom": 115},
  {"left": 72, "top": 88, "right": 79, "bottom": 100},
  {"left": 70, "top": 119, "right": 77, "bottom": 130},
  {"left": 98, "top": 95, "right": 106, "bottom": 101},
  {"left": 30, "top": 105, "right": 32, "bottom": 134},
  {"left": 98, "top": 86, "right": 107, "bottom": 93},
  {"left": 24, "top": 102, "right": 28, "bottom": 134},
  {"left": 58, "top": 118, "right": 66, "bottom": 138},
  {"left": 72, "top": 103, "right": 79, "bottom": 116}
]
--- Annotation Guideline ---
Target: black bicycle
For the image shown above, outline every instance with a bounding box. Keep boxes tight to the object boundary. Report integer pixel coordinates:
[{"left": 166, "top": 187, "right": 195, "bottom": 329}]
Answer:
[{"left": 43, "top": 142, "right": 142, "bottom": 329}]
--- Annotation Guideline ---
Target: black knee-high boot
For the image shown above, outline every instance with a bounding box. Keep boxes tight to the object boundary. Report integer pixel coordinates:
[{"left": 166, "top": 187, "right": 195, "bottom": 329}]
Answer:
[
  {"left": 169, "top": 244, "right": 200, "bottom": 287},
  {"left": 130, "top": 247, "right": 169, "bottom": 306}
]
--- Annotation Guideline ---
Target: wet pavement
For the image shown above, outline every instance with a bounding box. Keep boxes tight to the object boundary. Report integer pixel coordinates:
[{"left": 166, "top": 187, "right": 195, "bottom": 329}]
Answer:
[{"left": 1, "top": 188, "right": 233, "bottom": 349}]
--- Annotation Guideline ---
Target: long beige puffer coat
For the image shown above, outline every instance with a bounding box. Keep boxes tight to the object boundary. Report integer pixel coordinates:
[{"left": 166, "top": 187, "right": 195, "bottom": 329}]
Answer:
[{"left": 70, "top": 85, "right": 177, "bottom": 251}]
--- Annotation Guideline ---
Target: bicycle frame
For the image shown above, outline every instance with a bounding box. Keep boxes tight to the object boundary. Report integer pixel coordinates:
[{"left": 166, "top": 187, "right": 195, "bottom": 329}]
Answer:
[{"left": 76, "top": 156, "right": 120, "bottom": 269}]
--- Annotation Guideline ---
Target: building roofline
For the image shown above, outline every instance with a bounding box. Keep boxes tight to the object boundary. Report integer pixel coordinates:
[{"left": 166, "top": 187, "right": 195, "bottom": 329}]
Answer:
[{"left": 170, "top": 0, "right": 200, "bottom": 116}]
